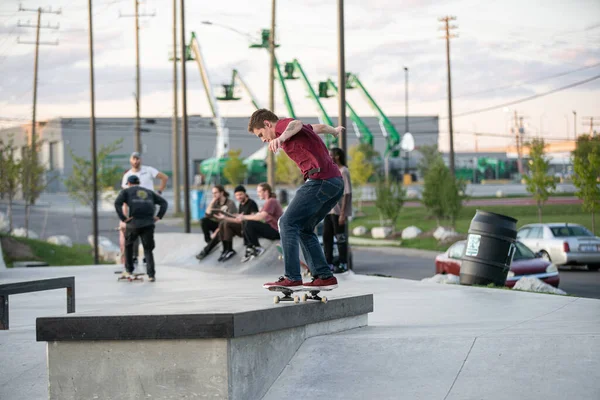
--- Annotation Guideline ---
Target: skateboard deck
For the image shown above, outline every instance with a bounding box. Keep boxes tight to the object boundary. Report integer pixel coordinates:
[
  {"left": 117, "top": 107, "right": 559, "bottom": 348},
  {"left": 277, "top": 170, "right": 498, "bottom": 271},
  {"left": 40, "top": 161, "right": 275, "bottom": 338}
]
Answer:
[{"left": 267, "top": 285, "right": 332, "bottom": 304}]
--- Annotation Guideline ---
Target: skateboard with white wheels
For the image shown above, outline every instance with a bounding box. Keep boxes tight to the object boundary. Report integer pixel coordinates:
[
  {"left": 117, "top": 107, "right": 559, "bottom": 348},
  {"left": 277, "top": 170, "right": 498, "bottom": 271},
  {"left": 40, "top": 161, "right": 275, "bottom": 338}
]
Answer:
[
  {"left": 117, "top": 273, "right": 145, "bottom": 282},
  {"left": 267, "top": 286, "right": 303, "bottom": 304},
  {"left": 267, "top": 286, "right": 332, "bottom": 304},
  {"left": 300, "top": 289, "right": 331, "bottom": 303}
]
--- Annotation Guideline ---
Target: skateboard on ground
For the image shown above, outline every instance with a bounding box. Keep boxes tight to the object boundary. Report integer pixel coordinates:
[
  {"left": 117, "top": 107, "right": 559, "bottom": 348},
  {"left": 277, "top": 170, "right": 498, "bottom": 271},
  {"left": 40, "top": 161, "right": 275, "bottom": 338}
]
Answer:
[
  {"left": 275, "top": 243, "right": 311, "bottom": 277},
  {"left": 267, "top": 286, "right": 332, "bottom": 304},
  {"left": 117, "top": 273, "right": 145, "bottom": 282}
]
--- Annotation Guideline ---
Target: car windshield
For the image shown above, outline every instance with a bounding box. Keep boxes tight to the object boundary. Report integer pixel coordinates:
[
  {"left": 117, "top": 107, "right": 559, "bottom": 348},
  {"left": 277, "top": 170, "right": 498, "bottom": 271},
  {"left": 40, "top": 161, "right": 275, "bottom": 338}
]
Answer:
[
  {"left": 550, "top": 226, "right": 593, "bottom": 237},
  {"left": 513, "top": 242, "right": 535, "bottom": 261}
]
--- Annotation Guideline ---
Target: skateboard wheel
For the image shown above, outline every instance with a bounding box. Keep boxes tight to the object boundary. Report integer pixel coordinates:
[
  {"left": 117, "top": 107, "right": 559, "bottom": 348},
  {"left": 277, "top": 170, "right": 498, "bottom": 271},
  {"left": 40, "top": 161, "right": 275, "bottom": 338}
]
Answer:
[
  {"left": 321, "top": 297, "right": 328, "bottom": 303},
  {"left": 274, "top": 296, "right": 280, "bottom": 304},
  {"left": 302, "top": 293, "right": 309, "bottom": 302},
  {"left": 293, "top": 296, "right": 300, "bottom": 304}
]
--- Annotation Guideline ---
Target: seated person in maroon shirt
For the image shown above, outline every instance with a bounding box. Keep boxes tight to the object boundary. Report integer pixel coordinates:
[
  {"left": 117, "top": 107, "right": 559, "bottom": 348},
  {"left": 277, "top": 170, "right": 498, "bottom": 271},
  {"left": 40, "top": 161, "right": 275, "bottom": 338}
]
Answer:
[{"left": 236, "top": 182, "right": 283, "bottom": 263}]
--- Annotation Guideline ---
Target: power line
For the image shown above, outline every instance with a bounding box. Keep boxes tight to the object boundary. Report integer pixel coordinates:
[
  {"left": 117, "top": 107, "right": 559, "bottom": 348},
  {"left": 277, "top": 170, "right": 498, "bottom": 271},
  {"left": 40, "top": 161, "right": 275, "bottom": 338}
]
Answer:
[
  {"left": 454, "top": 61, "right": 600, "bottom": 100},
  {"left": 453, "top": 73, "right": 600, "bottom": 118}
]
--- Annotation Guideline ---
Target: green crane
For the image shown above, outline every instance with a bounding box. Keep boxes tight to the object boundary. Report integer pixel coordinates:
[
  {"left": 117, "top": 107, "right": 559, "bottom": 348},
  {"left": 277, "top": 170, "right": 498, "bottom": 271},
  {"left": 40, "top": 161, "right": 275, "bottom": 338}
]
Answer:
[
  {"left": 249, "top": 29, "right": 297, "bottom": 119},
  {"left": 216, "top": 69, "right": 267, "bottom": 180},
  {"left": 218, "top": 69, "right": 261, "bottom": 109},
  {"left": 282, "top": 59, "right": 338, "bottom": 147},
  {"left": 346, "top": 72, "right": 401, "bottom": 157},
  {"left": 318, "top": 78, "right": 374, "bottom": 147}
]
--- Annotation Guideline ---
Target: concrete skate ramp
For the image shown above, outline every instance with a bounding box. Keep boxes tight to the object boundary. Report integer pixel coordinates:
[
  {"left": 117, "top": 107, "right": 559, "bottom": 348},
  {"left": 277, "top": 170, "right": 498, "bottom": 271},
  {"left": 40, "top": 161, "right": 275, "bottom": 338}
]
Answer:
[
  {"left": 152, "top": 232, "right": 284, "bottom": 275},
  {"left": 262, "top": 328, "right": 600, "bottom": 400}
]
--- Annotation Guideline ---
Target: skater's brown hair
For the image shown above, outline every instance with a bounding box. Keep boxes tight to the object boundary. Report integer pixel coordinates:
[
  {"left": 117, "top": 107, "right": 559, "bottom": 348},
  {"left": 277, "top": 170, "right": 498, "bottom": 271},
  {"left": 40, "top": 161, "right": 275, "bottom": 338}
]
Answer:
[
  {"left": 248, "top": 109, "right": 278, "bottom": 132},
  {"left": 258, "top": 182, "right": 276, "bottom": 199},
  {"left": 213, "top": 184, "right": 230, "bottom": 198}
]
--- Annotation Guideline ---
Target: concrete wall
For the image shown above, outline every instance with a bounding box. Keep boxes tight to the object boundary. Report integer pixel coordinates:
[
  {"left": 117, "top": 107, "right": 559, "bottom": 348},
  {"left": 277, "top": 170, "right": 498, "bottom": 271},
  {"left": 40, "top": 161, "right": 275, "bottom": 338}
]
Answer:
[{"left": 46, "top": 314, "right": 368, "bottom": 400}]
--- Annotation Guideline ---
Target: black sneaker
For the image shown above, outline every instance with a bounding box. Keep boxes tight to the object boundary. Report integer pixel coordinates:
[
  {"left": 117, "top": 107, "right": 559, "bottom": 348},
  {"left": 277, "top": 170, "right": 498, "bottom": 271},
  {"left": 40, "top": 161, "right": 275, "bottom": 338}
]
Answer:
[
  {"left": 253, "top": 246, "right": 265, "bottom": 258},
  {"left": 333, "top": 263, "right": 348, "bottom": 274},
  {"left": 217, "top": 251, "right": 227, "bottom": 262},
  {"left": 241, "top": 247, "right": 254, "bottom": 263},
  {"left": 221, "top": 249, "right": 237, "bottom": 262},
  {"left": 196, "top": 250, "right": 208, "bottom": 260}
]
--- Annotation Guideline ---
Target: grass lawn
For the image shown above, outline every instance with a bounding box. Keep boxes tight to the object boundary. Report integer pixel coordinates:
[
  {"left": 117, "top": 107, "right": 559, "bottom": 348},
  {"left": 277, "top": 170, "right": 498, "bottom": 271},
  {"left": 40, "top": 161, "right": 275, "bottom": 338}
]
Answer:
[
  {"left": 1, "top": 234, "right": 104, "bottom": 268},
  {"left": 350, "top": 203, "right": 594, "bottom": 251}
]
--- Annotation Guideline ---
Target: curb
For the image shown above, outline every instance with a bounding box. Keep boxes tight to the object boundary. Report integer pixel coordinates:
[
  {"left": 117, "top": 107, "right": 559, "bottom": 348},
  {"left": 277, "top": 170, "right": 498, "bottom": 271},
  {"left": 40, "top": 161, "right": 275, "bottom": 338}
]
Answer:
[{"left": 349, "top": 237, "right": 402, "bottom": 247}]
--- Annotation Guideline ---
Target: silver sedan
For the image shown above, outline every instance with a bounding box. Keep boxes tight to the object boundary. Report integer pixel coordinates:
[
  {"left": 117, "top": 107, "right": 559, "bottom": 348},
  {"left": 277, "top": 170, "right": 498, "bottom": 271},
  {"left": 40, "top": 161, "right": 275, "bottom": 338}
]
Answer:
[{"left": 517, "top": 223, "right": 600, "bottom": 271}]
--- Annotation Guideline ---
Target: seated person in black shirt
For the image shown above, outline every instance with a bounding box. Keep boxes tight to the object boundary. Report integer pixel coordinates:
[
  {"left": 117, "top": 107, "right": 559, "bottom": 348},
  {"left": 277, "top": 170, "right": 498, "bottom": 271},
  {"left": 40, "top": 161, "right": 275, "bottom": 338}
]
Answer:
[{"left": 212, "top": 185, "right": 259, "bottom": 262}]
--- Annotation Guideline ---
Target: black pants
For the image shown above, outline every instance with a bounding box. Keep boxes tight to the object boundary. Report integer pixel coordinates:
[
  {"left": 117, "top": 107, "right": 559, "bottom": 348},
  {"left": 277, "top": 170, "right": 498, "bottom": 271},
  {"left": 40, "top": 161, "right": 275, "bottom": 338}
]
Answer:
[
  {"left": 125, "top": 224, "right": 156, "bottom": 277},
  {"left": 243, "top": 220, "right": 280, "bottom": 248},
  {"left": 201, "top": 217, "right": 219, "bottom": 242},
  {"left": 323, "top": 214, "right": 348, "bottom": 265},
  {"left": 201, "top": 217, "right": 220, "bottom": 253}
]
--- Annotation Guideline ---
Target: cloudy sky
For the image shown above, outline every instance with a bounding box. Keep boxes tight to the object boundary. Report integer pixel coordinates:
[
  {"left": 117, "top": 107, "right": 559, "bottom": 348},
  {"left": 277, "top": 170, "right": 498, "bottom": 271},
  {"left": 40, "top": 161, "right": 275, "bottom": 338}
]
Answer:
[{"left": 0, "top": 0, "right": 599, "bottom": 151}]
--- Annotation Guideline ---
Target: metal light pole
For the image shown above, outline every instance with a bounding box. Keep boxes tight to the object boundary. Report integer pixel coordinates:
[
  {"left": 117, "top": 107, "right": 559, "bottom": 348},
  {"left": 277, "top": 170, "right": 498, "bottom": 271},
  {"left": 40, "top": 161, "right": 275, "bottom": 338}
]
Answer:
[
  {"left": 180, "top": 0, "right": 190, "bottom": 232},
  {"left": 573, "top": 110, "right": 577, "bottom": 140},
  {"left": 267, "top": 0, "right": 276, "bottom": 189},
  {"left": 337, "top": 0, "right": 347, "bottom": 154},
  {"left": 404, "top": 66, "right": 409, "bottom": 177},
  {"left": 87, "top": 0, "right": 99, "bottom": 264},
  {"left": 171, "top": 0, "right": 180, "bottom": 214},
  {"left": 337, "top": 0, "right": 352, "bottom": 270}
]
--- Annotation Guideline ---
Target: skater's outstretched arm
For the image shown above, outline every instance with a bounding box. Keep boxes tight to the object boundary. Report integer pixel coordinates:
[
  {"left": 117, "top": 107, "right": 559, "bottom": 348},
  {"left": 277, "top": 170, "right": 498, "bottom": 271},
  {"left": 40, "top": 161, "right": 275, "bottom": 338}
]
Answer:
[{"left": 311, "top": 124, "right": 345, "bottom": 137}]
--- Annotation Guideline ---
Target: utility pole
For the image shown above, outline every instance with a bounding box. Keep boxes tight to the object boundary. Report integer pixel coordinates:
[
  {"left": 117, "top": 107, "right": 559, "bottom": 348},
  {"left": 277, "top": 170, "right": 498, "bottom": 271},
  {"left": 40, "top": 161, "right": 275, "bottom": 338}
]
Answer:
[
  {"left": 87, "top": 0, "right": 99, "bottom": 264},
  {"left": 172, "top": 0, "right": 180, "bottom": 214},
  {"left": 17, "top": 5, "right": 60, "bottom": 153},
  {"left": 267, "top": 0, "right": 276, "bottom": 189},
  {"left": 337, "top": 0, "right": 347, "bottom": 155},
  {"left": 439, "top": 16, "right": 457, "bottom": 177},
  {"left": 513, "top": 111, "right": 525, "bottom": 175},
  {"left": 120, "top": 1, "right": 155, "bottom": 154},
  {"left": 180, "top": 0, "right": 190, "bottom": 233},
  {"left": 582, "top": 116, "right": 600, "bottom": 137}
]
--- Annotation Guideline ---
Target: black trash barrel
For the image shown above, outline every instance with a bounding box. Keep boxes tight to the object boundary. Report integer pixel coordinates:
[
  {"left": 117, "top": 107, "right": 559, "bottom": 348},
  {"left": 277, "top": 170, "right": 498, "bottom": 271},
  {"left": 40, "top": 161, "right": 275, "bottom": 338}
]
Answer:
[{"left": 459, "top": 210, "right": 518, "bottom": 286}]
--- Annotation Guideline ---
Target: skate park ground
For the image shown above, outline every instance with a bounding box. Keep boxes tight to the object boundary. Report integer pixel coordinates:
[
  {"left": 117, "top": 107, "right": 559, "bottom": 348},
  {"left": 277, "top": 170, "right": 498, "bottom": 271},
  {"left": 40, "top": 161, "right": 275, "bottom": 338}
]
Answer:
[{"left": 1, "top": 232, "right": 599, "bottom": 400}]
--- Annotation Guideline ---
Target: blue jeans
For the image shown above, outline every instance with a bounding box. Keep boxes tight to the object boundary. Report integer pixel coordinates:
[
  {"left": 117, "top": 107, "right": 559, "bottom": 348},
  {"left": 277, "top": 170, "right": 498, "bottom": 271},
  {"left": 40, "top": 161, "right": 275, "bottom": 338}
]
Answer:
[{"left": 278, "top": 177, "right": 344, "bottom": 281}]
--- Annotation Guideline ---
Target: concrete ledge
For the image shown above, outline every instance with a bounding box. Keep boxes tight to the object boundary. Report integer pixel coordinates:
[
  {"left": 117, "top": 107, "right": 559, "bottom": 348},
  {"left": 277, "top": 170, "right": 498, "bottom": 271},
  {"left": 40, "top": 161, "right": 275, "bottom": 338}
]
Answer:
[
  {"left": 37, "top": 294, "right": 373, "bottom": 341},
  {"left": 37, "top": 294, "right": 373, "bottom": 400}
]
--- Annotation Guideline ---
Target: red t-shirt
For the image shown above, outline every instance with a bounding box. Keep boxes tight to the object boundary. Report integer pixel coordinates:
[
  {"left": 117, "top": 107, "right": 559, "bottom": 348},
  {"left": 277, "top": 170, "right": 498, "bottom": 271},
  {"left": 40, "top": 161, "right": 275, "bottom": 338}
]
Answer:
[
  {"left": 262, "top": 197, "right": 283, "bottom": 231},
  {"left": 275, "top": 118, "right": 341, "bottom": 181}
]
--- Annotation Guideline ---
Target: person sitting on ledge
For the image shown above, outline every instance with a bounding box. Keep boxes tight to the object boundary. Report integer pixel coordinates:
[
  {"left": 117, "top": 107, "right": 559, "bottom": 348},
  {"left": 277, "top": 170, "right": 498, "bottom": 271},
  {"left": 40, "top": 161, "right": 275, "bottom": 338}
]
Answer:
[
  {"left": 236, "top": 182, "right": 283, "bottom": 263},
  {"left": 196, "top": 185, "right": 236, "bottom": 260},
  {"left": 212, "top": 185, "right": 259, "bottom": 262}
]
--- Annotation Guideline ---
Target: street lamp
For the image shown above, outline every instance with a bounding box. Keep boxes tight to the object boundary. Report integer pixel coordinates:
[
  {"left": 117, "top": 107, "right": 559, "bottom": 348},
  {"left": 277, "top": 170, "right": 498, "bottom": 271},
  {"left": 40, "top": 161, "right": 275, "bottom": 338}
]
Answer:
[
  {"left": 573, "top": 110, "right": 577, "bottom": 140},
  {"left": 403, "top": 66, "right": 410, "bottom": 182}
]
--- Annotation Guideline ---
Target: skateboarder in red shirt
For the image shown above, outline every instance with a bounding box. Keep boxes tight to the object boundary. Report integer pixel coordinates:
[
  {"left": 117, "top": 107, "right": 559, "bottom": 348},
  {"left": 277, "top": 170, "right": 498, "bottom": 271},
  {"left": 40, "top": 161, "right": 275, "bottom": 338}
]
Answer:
[{"left": 248, "top": 109, "right": 345, "bottom": 291}]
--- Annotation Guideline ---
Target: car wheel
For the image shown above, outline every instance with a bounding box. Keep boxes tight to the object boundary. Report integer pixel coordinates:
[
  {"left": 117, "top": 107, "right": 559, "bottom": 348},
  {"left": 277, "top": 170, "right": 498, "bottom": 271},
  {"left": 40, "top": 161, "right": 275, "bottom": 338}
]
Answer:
[
  {"left": 588, "top": 264, "right": 600, "bottom": 272},
  {"left": 540, "top": 251, "right": 551, "bottom": 262}
]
